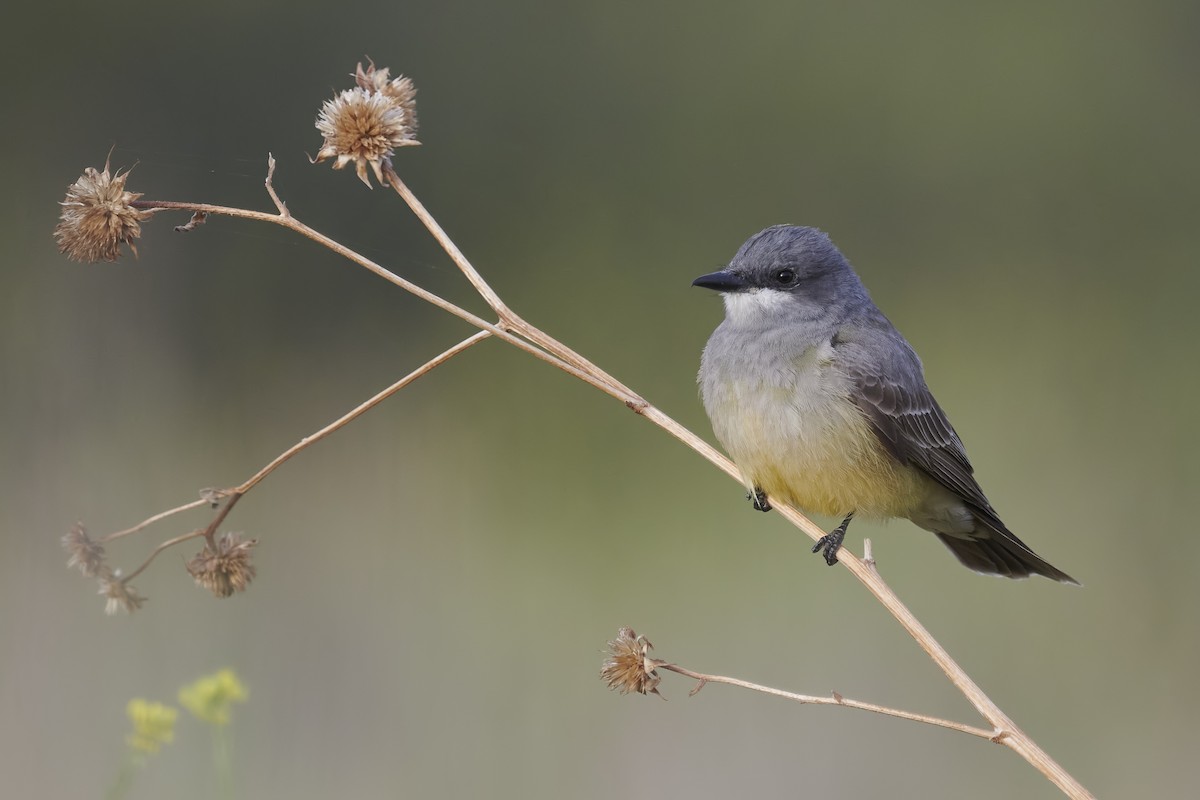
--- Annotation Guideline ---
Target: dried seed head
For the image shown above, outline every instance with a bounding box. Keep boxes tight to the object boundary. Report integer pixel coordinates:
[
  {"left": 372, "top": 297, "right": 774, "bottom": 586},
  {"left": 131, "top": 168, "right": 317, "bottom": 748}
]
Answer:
[
  {"left": 55, "top": 160, "right": 151, "bottom": 262},
  {"left": 63, "top": 522, "right": 106, "bottom": 577},
  {"left": 314, "top": 63, "right": 420, "bottom": 188},
  {"left": 601, "top": 627, "right": 662, "bottom": 697},
  {"left": 99, "top": 572, "right": 147, "bottom": 615},
  {"left": 186, "top": 532, "right": 257, "bottom": 598},
  {"left": 355, "top": 61, "right": 419, "bottom": 128}
]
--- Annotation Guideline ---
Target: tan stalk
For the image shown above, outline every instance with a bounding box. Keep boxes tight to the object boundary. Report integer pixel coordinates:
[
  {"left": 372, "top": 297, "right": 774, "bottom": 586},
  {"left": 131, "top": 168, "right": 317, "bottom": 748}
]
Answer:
[{"left": 124, "top": 157, "right": 1092, "bottom": 798}]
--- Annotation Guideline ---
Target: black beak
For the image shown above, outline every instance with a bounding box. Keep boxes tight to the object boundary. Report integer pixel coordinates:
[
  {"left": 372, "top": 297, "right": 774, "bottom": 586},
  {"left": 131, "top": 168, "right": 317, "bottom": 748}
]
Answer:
[{"left": 692, "top": 269, "right": 748, "bottom": 292}]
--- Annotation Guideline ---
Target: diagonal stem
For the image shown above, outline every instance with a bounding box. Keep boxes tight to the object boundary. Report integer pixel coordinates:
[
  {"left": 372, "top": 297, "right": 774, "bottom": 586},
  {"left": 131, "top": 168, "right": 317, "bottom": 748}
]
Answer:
[
  {"left": 383, "top": 163, "right": 636, "bottom": 396},
  {"left": 100, "top": 332, "right": 494, "bottom": 549},
  {"left": 131, "top": 200, "right": 641, "bottom": 409},
  {"left": 375, "top": 165, "right": 1093, "bottom": 799},
  {"left": 233, "top": 330, "right": 493, "bottom": 495},
  {"left": 655, "top": 662, "right": 998, "bottom": 740},
  {"left": 134, "top": 157, "right": 1092, "bottom": 798}
]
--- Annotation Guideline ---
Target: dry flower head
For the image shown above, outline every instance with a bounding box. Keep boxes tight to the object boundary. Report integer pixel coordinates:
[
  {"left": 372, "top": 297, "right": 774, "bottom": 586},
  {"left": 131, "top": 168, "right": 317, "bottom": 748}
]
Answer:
[
  {"left": 63, "top": 522, "right": 106, "bottom": 577},
  {"left": 55, "top": 159, "right": 151, "bottom": 262},
  {"left": 99, "top": 571, "right": 147, "bottom": 615},
  {"left": 186, "top": 532, "right": 257, "bottom": 597},
  {"left": 601, "top": 627, "right": 662, "bottom": 697},
  {"left": 314, "top": 62, "right": 419, "bottom": 188},
  {"left": 354, "top": 60, "right": 419, "bottom": 123}
]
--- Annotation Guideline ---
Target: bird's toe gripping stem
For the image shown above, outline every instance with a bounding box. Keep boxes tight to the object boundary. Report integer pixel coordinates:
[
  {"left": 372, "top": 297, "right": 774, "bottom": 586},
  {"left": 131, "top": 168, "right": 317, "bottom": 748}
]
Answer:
[{"left": 812, "top": 513, "right": 855, "bottom": 566}]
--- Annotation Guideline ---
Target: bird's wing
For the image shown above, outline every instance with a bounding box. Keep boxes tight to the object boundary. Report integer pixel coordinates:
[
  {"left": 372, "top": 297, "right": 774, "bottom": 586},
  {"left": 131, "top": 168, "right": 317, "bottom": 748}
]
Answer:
[
  {"left": 840, "top": 330, "right": 1077, "bottom": 583},
  {"left": 846, "top": 357, "right": 994, "bottom": 513}
]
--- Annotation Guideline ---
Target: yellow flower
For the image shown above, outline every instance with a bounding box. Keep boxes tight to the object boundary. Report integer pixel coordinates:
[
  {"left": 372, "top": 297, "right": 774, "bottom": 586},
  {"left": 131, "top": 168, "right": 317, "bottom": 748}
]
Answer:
[
  {"left": 179, "top": 669, "right": 248, "bottom": 725},
  {"left": 126, "top": 699, "right": 177, "bottom": 754}
]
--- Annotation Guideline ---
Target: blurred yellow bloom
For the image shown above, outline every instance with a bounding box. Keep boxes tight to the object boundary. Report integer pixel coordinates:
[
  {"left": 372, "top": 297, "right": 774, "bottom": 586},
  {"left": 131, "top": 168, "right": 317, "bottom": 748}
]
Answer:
[
  {"left": 126, "top": 699, "right": 177, "bottom": 754},
  {"left": 178, "top": 669, "right": 248, "bottom": 726}
]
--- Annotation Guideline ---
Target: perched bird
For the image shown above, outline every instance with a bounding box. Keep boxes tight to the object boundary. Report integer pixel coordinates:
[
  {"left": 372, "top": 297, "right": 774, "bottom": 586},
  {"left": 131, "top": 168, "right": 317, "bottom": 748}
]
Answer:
[{"left": 694, "top": 225, "right": 1075, "bottom": 583}]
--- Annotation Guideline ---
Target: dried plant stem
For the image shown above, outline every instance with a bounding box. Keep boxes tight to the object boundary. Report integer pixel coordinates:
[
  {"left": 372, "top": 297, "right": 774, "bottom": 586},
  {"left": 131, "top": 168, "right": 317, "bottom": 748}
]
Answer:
[
  {"left": 379, "top": 165, "right": 1091, "bottom": 799},
  {"left": 118, "top": 529, "right": 206, "bottom": 585},
  {"left": 234, "top": 330, "right": 492, "bottom": 495},
  {"left": 134, "top": 158, "right": 1090, "bottom": 798},
  {"left": 100, "top": 331, "right": 492, "bottom": 563},
  {"left": 383, "top": 164, "right": 631, "bottom": 393},
  {"left": 101, "top": 498, "right": 210, "bottom": 544},
  {"left": 120, "top": 492, "right": 246, "bottom": 585},
  {"left": 130, "top": 206, "right": 636, "bottom": 408},
  {"left": 381, "top": 164, "right": 511, "bottom": 321},
  {"left": 656, "top": 662, "right": 998, "bottom": 740}
]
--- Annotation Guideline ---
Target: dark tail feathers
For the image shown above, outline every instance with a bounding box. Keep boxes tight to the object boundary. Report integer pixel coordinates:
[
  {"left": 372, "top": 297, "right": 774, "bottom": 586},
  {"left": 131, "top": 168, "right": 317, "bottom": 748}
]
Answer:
[{"left": 936, "top": 522, "right": 1078, "bottom": 585}]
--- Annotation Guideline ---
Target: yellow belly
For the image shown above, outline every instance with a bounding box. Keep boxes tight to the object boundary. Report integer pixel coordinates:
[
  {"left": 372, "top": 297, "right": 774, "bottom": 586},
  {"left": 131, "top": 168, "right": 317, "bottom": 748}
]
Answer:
[{"left": 710, "top": 384, "right": 926, "bottom": 520}]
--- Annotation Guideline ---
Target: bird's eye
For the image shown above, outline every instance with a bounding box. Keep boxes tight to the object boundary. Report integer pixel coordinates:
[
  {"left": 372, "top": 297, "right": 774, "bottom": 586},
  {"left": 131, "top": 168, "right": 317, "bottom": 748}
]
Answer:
[{"left": 773, "top": 268, "right": 797, "bottom": 285}]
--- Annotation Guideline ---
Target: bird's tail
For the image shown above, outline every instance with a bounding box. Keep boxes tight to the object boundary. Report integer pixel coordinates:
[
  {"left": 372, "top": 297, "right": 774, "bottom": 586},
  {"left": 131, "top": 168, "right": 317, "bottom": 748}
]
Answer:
[{"left": 936, "top": 515, "right": 1078, "bottom": 584}]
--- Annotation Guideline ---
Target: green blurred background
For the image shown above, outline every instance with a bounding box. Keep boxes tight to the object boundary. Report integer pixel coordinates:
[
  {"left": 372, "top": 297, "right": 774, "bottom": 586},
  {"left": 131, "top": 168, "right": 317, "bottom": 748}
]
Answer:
[{"left": 4, "top": 1, "right": 1197, "bottom": 797}]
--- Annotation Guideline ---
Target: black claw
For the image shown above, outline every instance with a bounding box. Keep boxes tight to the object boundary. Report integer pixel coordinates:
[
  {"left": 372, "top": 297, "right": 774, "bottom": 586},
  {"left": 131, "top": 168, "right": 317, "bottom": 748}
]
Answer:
[
  {"left": 811, "top": 513, "right": 854, "bottom": 567},
  {"left": 811, "top": 534, "right": 840, "bottom": 566},
  {"left": 748, "top": 487, "right": 771, "bottom": 512}
]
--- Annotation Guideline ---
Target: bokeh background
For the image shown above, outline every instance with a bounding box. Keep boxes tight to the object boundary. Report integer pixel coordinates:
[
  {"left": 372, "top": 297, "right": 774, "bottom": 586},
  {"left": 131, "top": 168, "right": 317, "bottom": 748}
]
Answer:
[{"left": 4, "top": 2, "right": 1197, "bottom": 797}]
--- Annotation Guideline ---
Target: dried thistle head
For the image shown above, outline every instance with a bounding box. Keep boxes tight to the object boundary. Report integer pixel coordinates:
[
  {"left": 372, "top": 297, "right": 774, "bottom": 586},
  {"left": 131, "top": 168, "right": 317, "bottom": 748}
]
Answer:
[
  {"left": 601, "top": 627, "right": 662, "bottom": 697},
  {"left": 314, "top": 63, "right": 420, "bottom": 188},
  {"left": 355, "top": 61, "right": 419, "bottom": 127},
  {"left": 99, "top": 572, "right": 147, "bottom": 615},
  {"left": 63, "top": 522, "right": 106, "bottom": 577},
  {"left": 186, "top": 532, "right": 257, "bottom": 598},
  {"left": 55, "top": 160, "right": 151, "bottom": 262}
]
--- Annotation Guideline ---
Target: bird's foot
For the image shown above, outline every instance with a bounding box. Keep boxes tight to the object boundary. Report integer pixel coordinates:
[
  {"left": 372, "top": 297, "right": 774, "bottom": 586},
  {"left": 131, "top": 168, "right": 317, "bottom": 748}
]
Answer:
[
  {"left": 811, "top": 513, "right": 855, "bottom": 566},
  {"left": 748, "top": 487, "right": 771, "bottom": 512}
]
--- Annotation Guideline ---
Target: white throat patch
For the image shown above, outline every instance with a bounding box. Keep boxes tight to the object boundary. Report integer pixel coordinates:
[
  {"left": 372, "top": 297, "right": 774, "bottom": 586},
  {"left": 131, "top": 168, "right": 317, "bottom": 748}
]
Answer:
[{"left": 722, "top": 288, "right": 794, "bottom": 327}]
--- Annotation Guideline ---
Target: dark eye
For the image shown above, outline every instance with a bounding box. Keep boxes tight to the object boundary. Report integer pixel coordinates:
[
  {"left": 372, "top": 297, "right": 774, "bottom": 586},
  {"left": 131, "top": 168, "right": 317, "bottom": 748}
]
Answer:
[{"left": 773, "top": 268, "right": 797, "bottom": 285}]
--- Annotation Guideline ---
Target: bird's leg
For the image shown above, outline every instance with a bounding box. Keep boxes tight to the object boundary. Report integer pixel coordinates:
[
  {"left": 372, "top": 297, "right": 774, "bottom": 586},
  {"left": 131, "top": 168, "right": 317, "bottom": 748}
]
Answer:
[
  {"left": 748, "top": 486, "right": 772, "bottom": 512},
  {"left": 812, "top": 513, "right": 855, "bottom": 566}
]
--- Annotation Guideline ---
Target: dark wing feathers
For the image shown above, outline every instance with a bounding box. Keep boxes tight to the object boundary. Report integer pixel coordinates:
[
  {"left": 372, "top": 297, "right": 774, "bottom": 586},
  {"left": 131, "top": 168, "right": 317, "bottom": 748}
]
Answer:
[
  {"left": 850, "top": 369, "right": 994, "bottom": 516},
  {"left": 844, "top": 341, "right": 1078, "bottom": 583}
]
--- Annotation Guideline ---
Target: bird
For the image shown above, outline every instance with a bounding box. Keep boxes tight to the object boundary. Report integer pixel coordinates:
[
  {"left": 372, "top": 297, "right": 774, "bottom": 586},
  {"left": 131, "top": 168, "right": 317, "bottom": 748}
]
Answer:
[{"left": 693, "top": 225, "right": 1076, "bottom": 583}]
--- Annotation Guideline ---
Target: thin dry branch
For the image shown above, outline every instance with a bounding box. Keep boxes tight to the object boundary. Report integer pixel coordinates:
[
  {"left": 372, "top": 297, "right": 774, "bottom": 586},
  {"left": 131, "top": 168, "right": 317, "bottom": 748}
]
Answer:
[
  {"left": 234, "top": 329, "right": 493, "bottom": 495},
  {"left": 95, "top": 330, "right": 493, "bottom": 576},
  {"left": 107, "top": 156, "right": 1090, "bottom": 799},
  {"left": 116, "top": 528, "right": 206, "bottom": 585},
  {"left": 101, "top": 498, "right": 210, "bottom": 544},
  {"left": 655, "top": 661, "right": 998, "bottom": 740},
  {"left": 129, "top": 199, "right": 639, "bottom": 409},
  {"left": 374, "top": 163, "right": 1092, "bottom": 799}
]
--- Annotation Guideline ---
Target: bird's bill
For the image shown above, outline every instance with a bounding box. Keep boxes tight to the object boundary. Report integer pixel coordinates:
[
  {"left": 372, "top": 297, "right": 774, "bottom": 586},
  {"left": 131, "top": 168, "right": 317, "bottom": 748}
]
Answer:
[{"left": 692, "top": 269, "right": 748, "bottom": 292}]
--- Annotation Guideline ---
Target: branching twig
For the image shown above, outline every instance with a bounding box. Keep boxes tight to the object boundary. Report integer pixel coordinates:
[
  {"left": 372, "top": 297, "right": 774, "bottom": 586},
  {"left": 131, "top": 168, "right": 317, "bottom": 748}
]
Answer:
[
  {"left": 656, "top": 662, "right": 999, "bottom": 740},
  {"left": 233, "top": 329, "right": 492, "bottom": 496},
  {"left": 129, "top": 198, "right": 639, "bottom": 409},
  {"left": 101, "top": 498, "right": 210, "bottom": 544},
  {"left": 59, "top": 118, "right": 1093, "bottom": 793},
  {"left": 378, "top": 163, "right": 1090, "bottom": 798},
  {"left": 96, "top": 330, "right": 493, "bottom": 576},
  {"left": 117, "top": 529, "right": 206, "bottom": 585},
  {"left": 123, "top": 158, "right": 1091, "bottom": 798}
]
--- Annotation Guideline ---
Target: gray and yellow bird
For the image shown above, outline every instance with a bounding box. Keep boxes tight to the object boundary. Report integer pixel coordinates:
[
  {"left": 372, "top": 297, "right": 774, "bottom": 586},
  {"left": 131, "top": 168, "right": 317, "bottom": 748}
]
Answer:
[{"left": 694, "top": 225, "right": 1075, "bottom": 583}]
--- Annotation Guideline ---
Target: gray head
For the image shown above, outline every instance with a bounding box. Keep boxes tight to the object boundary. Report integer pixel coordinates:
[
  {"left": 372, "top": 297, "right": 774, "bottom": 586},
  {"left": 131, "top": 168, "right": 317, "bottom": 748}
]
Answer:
[{"left": 693, "top": 225, "right": 870, "bottom": 327}]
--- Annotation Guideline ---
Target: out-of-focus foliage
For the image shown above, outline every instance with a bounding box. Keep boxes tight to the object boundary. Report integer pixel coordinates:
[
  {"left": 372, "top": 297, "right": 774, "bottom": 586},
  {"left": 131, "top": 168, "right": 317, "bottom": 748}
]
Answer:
[{"left": 4, "top": 2, "right": 1197, "bottom": 798}]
